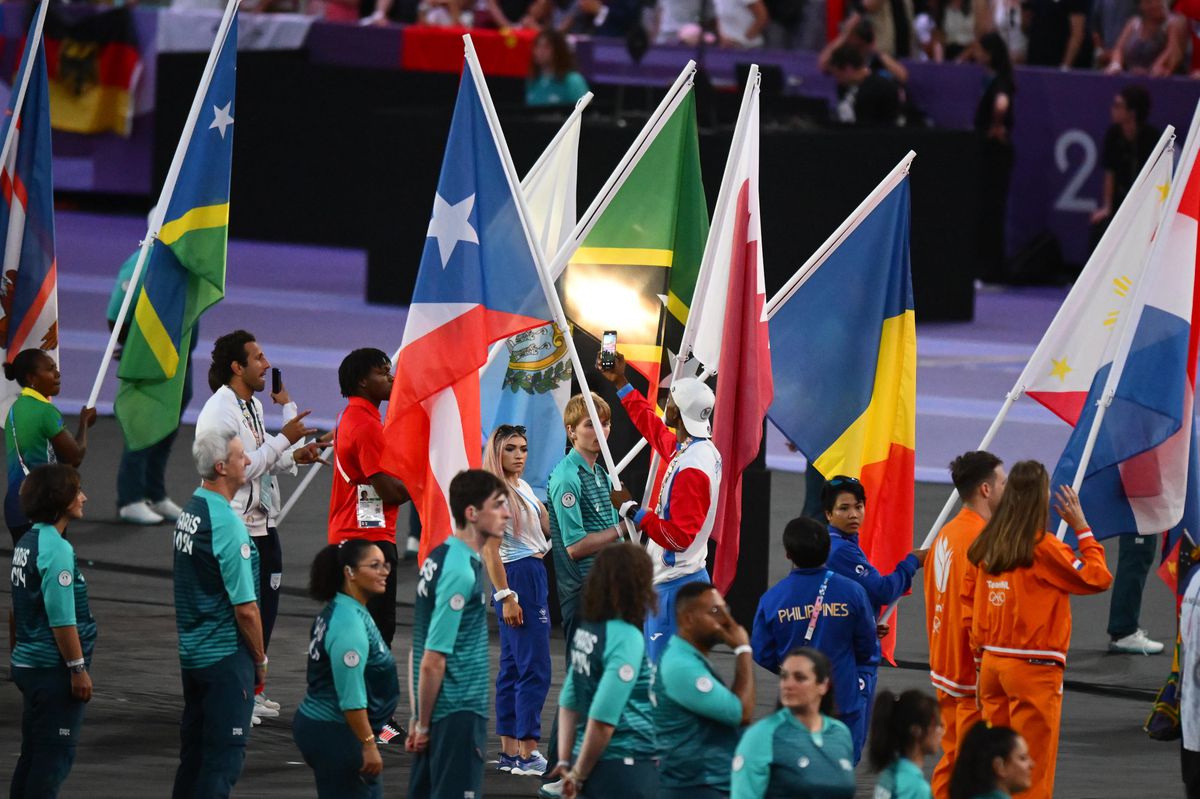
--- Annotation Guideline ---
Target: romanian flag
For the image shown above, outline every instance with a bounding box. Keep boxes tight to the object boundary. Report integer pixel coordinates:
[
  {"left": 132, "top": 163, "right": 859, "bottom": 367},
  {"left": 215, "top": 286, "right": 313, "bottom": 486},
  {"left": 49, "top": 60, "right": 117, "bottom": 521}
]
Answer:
[
  {"left": 114, "top": 15, "right": 235, "bottom": 450},
  {"left": 767, "top": 176, "right": 916, "bottom": 661},
  {"left": 41, "top": 6, "right": 140, "bottom": 137},
  {"left": 559, "top": 90, "right": 707, "bottom": 393}
]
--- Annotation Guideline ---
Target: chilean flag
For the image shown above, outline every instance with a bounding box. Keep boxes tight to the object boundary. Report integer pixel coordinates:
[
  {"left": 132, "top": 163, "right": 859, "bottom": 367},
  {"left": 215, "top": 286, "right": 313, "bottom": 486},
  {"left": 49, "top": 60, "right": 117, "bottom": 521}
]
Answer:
[
  {"left": 697, "top": 78, "right": 773, "bottom": 593},
  {"left": 0, "top": 12, "right": 57, "bottom": 423},
  {"left": 1049, "top": 110, "right": 1200, "bottom": 540},
  {"left": 381, "top": 64, "right": 553, "bottom": 564}
]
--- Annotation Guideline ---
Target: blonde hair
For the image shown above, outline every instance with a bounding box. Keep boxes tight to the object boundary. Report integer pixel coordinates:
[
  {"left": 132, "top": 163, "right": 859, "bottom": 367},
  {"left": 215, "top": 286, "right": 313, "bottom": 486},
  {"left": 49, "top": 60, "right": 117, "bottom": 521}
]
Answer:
[
  {"left": 563, "top": 393, "right": 611, "bottom": 444},
  {"left": 967, "top": 460, "right": 1049, "bottom": 575},
  {"left": 482, "top": 426, "right": 528, "bottom": 538}
]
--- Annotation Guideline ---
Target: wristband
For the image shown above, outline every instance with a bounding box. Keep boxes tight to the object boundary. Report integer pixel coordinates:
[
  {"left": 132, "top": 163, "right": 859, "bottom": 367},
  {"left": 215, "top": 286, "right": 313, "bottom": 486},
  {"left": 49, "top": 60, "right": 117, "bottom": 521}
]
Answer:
[
  {"left": 556, "top": 760, "right": 571, "bottom": 769},
  {"left": 257, "top": 656, "right": 269, "bottom": 667},
  {"left": 493, "top": 588, "right": 518, "bottom": 604},
  {"left": 733, "top": 644, "right": 753, "bottom": 656},
  {"left": 619, "top": 500, "right": 640, "bottom": 521},
  {"left": 66, "top": 657, "right": 85, "bottom": 669},
  {"left": 416, "top": 723, "right": 430, "bottom": 735}
]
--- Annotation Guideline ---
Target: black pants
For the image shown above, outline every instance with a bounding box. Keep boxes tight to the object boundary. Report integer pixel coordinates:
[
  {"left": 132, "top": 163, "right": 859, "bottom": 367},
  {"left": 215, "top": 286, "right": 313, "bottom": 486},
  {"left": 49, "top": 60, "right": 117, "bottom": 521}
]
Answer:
[
  {"left": 363, "top": 540, "right": 399, "bottom": 647},
  {"left": 1184, "top": 745, "right": 1200, "bottom": 798},
  {"left": 173, "top": 649, "right": 255, "bottom": 799},
  {"left": 10, "top": 665, "right": 86, "bottom": 798},
  {"left": 581, "top": 758, "right": 659, "bottom": 798},
  {"left": 978, "top": 138, "right": 1014, "bottom": 282},
  {"left": 253, "top": 527, "right": 282, "bottom": 651},
  {"left": 545, "top": 589, "right": 581, "bottom": 766}
]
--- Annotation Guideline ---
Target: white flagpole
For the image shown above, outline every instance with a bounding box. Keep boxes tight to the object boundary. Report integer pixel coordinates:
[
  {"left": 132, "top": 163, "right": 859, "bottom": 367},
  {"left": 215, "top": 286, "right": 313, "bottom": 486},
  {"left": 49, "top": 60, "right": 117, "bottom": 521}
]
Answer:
[
  {"left": 766, "top": 151, "right": 915, "bottom": 318},
  {"left": 0, "top": 0, "right": 50, "bottom": 187},
  {"left": 544, "top": 62, "right": 696, "bottom": 281},
  {"left": 1051, "top": 106, "right": 1200, "bottom": 541},
  {"left": 463, "top": 36, "right": 629, "bottom": 506},
  {"left": 86, "top": 0, "right": 241, "bottom": 410},
  {"left": 878, "top": 129, "right": 1177, "bottom": 626}
]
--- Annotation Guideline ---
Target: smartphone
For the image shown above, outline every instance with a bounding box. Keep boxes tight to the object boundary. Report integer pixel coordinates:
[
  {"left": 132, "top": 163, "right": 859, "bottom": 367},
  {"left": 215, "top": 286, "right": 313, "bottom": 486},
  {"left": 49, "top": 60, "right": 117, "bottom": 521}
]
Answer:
[
  {"left": 600, "top": 330, "right": 618, "bottom": 370},
  {"left": 271, "top": 368, "right": 282, "bottom": 395}
]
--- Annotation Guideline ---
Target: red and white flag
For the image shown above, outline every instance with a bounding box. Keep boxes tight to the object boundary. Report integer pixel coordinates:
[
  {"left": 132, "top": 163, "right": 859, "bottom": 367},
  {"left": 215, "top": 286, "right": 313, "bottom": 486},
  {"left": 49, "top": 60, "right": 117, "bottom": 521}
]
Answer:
[{"left": 690, "top": 71, "right": 773, "bottom": 592}]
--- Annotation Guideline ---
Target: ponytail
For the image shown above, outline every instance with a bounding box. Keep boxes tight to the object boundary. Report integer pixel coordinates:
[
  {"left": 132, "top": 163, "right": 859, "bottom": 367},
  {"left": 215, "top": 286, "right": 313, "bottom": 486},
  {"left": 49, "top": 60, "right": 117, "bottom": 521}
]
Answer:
[
  {"left": 308, "top": 540, "right": 378, "bottom": 601},
  {"left": 867, "top": 688, "right": 940, "bottom": 772}
]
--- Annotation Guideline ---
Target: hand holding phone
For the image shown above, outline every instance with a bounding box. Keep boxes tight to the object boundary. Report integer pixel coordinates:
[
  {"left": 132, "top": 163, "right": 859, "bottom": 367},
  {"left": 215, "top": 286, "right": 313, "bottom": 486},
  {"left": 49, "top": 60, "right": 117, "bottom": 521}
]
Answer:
[
  {"left": 600, "top": 330, "right": 618, "bottom": 370},
  {"left": 271, "top": 368, "right": 282, "bottom": 395}
]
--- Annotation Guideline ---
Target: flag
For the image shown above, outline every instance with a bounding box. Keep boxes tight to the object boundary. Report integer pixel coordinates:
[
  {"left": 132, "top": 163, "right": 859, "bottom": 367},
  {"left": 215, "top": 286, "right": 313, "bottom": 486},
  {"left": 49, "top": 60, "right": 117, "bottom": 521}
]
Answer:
[
  {"left": 559, "top": 90, "right": 707, "bottom": 392},
  {"left": 479, "top": 103, "right": 583, "bottom": 496},
  {"left": 381, "top": 65, "right": 554, "bottom": 564},
  {"left": 1049, "top": 120, "right": 1200, "bottom": 539},
  {"left": 701, "top": 80, "right": 773, "bottom": 593},
  {"left": 0, "top": 10, "right": 57, "bottom": 425},
  {"left": 767, "top": 176, "right": 916, "bottom": 662},
  {"left": 114, "top": 14, "right": 235, "bottom": 450},
  {"left": 1024, "top": 136, "right": 1173, "bottom": 425},
  {"left": 42, "top": 6, "right": 140, "bottom": 136}
]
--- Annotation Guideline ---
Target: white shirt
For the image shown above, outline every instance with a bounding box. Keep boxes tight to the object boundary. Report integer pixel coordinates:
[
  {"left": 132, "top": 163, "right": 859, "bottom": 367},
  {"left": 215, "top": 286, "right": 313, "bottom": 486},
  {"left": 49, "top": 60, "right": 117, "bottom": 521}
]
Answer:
[
  {"left": 498, "top": 477, "right": 551, "bottom": 563},
  {"left": 715, "top": 0, "right": 763, "bottom": 48},
  {"left": 647, "top": 438, "right": 721, "bottom": 584},
  {"left": 1183, "top": 570, "right": 1200, "bottom": 752},
  {"left": 655, "top": 0, "right": 702, "bottom": 44},
  {"left": 194, "top": 385, "right": 300, "bottom": 537}
]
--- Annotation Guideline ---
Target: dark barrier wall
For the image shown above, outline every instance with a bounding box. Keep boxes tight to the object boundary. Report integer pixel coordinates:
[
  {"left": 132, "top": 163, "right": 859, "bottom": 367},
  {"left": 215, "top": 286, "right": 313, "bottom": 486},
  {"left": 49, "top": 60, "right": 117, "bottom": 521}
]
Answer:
[{"left": 157, "top": 53, "right": 978, "bottom": 322}]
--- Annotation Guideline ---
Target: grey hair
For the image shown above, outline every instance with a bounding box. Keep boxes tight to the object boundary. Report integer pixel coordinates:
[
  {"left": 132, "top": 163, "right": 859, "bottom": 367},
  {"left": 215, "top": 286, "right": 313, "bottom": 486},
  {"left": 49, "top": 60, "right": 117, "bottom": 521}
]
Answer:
[{"left": 193, "top": 430, "right": 236, "bottom": 480}]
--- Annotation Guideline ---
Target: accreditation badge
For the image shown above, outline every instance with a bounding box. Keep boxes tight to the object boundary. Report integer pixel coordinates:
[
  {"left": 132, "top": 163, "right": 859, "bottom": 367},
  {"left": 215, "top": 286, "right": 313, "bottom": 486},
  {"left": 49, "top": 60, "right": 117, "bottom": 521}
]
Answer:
[{"left": 355, "top": 483, "right": 385, "bottom": 528}]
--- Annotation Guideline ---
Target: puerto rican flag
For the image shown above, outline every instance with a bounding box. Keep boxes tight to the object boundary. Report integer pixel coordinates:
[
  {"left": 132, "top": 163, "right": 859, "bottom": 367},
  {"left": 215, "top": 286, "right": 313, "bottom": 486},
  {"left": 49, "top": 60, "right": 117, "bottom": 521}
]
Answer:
[
  {"left": 1048, "top": 109, "right": 1200, "bottom": 539},
  {"left": 0, "top": 16, "right": 57, "bottom": 423},
  {"left": 381, "top": 62, "right": 553, "bottom": 564}
]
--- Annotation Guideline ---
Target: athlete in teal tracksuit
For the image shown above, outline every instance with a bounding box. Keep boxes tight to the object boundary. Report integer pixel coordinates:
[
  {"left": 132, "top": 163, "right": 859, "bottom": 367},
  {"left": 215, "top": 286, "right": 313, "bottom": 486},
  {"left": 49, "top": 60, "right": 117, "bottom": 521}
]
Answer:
[
  {"left": 9, "top": 465, "right": 94, "bottom": 798},
  {"left": 294, "top": 540, "right": 399, "bottom": 798},
  {"left": 172, "top": 433, "right": 266, "bottom": 799},
  {"left": 731, "top": 648, "right": 856, "bottom": 799},
  {"left": 556, "top": 543, "right": 659, "bottom": 798}
]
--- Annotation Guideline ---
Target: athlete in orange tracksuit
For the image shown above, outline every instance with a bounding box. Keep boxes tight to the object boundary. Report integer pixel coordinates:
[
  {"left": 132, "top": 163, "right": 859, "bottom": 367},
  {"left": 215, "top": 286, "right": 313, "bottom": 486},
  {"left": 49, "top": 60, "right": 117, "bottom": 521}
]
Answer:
[
  {"left": 924, "top": 451, "right": 1007, "bottom": 799},
  {"left": 964, "top": 462, "right": 1112, "bottom": 799}
]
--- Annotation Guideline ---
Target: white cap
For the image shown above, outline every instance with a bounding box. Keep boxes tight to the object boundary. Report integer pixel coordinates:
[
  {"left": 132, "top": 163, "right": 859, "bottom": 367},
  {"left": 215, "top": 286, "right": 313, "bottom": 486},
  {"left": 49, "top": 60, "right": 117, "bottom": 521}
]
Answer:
[{"left": 670, "top": 377, "right": 715, "bottom": 438}]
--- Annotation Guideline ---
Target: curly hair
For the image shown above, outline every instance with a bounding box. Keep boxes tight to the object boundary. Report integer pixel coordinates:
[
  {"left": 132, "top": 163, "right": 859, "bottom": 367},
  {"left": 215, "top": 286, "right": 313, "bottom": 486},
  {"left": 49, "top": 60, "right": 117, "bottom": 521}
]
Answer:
[{"left": 581, "top": 543, "right": 656, "bottom": 627}]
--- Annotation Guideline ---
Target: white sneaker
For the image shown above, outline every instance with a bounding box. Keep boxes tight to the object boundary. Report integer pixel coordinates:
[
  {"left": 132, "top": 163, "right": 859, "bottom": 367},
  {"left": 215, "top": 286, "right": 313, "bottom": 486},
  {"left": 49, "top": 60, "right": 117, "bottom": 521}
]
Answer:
[
  {"left": 256, "top": 694, "right": 280, "bottom": 712},
  {"left": 149, "top": 498, "right": 183, "bottom": 522},
  {"left": 1109, "top": 629, "right": 1164, "bottom": 655},
  {"left": 119, "top": 502, "right": 164, "bottom": 525},
  {"left": 251, "top": 714, "right": 262, "bottom": 727},
  {"left": 538, "top": 779, "right": 564, "bottom": 798},
  {"left": 252, "top": 700, "right": 280, "bottom": 719}
]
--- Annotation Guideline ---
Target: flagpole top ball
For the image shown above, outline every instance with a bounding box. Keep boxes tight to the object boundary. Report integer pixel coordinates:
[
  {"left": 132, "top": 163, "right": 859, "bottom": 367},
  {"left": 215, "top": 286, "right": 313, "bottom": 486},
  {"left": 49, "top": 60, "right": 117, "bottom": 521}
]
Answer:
[{"left": 671, "top": 378, "right": 715, "bottom": 438}]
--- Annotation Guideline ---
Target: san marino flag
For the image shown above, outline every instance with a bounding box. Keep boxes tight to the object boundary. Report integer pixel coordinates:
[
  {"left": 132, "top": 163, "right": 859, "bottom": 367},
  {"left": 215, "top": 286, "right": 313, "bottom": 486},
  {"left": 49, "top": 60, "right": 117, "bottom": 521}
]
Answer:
[{"left": 115, "top": 13, "right": 236, "bottom": 450}]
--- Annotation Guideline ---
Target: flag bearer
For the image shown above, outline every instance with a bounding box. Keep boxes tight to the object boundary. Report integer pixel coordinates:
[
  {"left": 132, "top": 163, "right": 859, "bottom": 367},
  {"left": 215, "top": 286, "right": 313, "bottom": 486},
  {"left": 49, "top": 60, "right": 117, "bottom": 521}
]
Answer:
[
  {"left": 964, "top": 461, "right": 1111, "bottom": 799},
  {"left": 598, "top": 351, "right": 722, "bottom": 664},
  {"left": 924, "top": 451, "right": 1006, "bottom": 799}
]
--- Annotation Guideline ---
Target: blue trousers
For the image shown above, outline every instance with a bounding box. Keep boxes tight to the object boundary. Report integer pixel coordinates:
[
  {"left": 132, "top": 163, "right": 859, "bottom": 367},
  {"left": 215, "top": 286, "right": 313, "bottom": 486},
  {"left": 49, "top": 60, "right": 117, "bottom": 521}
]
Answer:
[
  {"left": 293, "top": 712, "right": 383, "bottom": 799},
  {"left": 841, "top": 667, "right": 877, "bottom": 764},
  {"left": 173, "top": 649, "right": 255, "bottom": 799},
  {"left": 495, "top": 556, "right": 552, "bottom": 741},
  {"left": 116, "top": 359, "right": 191, "bottom": 507},
  {"left": 10, "top": 665, "right": 86, "bottom": 798},
  {"left": 645, "top": 570, "right": 710, "bottom": 663}
]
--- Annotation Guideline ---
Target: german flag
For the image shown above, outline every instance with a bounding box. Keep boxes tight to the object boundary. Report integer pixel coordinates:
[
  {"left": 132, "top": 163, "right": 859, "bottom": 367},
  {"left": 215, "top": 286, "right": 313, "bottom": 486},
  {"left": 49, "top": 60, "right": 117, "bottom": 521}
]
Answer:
[{"left": 39, "top": 6, "right": 140, "bottom": 136}]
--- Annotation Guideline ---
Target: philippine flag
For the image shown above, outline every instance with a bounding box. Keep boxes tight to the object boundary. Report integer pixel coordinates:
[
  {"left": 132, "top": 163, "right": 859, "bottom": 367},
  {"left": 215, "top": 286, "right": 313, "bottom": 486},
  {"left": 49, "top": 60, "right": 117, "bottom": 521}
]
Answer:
[
  {"left": 381, "top": 62, "right": 554, "bottom": 564},
  {"left": 1049, "top": 108, "right": 1200, "bottom": 540}
]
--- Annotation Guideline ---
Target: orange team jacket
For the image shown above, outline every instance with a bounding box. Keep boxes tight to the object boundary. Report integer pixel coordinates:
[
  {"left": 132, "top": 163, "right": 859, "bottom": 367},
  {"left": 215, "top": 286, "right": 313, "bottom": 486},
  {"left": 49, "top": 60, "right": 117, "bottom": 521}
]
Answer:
[
  {"left": 925, "top": 508, "right": 986, "bottom": 697},
  {"left": 964, "top": 529, "right": 1113, "bottom": 665}
]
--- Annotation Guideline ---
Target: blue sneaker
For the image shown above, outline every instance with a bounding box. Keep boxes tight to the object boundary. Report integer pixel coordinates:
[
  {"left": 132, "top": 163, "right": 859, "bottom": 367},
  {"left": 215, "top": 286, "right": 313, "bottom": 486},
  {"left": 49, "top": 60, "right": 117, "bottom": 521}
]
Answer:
[
  {"left": 497, "top": 752, "right": 518, "bottom": 772},
  {"left": 511, "top": 750, "right": 548, "bottom": 776}
]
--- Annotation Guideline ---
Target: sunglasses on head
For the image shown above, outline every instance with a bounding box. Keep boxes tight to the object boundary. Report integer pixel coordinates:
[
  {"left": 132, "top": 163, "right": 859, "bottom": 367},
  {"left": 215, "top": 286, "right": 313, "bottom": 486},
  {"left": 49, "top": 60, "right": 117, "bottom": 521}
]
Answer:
[
  {"left": 827, "top": 476, "right": 861, "bottom": 487},
  {"left": 497, "top": 424, "right": 527, "bottom": 437}
]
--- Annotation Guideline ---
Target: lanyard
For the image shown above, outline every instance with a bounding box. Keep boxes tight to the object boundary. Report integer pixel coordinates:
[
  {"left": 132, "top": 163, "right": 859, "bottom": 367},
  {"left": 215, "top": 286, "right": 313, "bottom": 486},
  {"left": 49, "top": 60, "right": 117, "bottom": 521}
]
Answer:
[
  {"left": 804, "top": 570, "right": 834, "bottom": 643},
  {"left": 7, "top": 405, "right": 28, "bottom": 476},
  {"left": 238, "top": 398, "right": 265, "bottom": 447}
]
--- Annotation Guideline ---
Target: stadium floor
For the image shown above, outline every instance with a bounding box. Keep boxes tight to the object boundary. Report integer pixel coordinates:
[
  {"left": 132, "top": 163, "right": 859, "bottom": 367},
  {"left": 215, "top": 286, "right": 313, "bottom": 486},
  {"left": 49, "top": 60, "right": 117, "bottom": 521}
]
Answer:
[{"left": 0, "top": 422, "right": 1182, "bottom": 797}]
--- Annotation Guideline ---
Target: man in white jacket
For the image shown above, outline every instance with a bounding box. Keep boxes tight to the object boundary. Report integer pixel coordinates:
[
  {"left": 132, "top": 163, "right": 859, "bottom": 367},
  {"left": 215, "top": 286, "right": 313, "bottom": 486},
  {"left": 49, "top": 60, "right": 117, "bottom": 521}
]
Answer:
[{"left": 194, "top": 329, "right": 324, "bottom": 722}]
